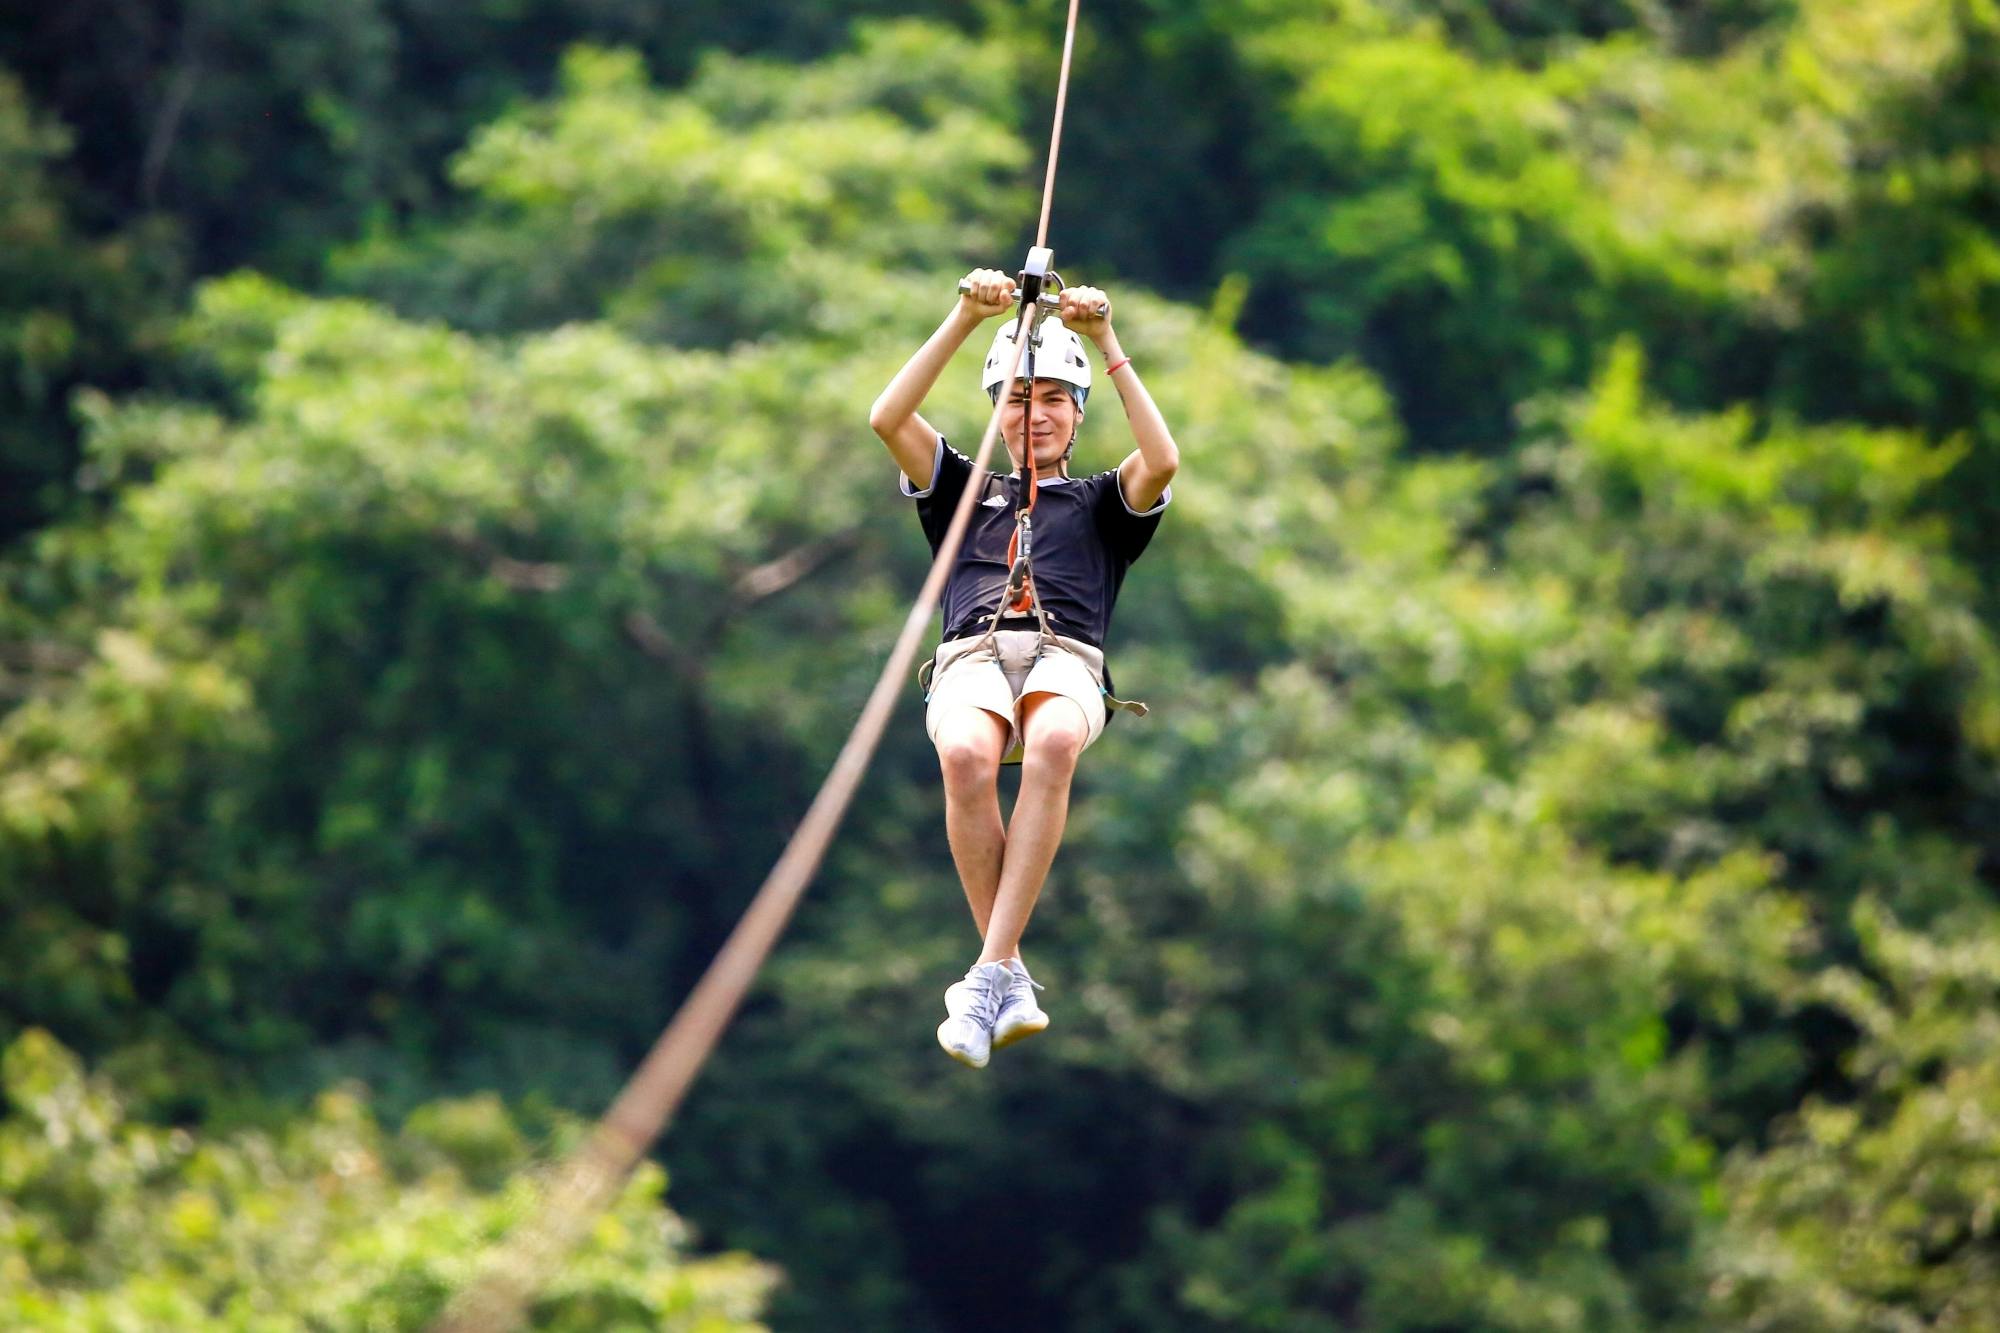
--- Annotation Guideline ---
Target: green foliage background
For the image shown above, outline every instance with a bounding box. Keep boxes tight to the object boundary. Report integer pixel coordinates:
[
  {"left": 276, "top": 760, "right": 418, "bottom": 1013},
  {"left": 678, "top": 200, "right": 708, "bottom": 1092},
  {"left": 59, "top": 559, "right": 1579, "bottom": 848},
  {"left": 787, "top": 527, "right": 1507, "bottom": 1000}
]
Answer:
[{"left": 2, "top": 1, "right": 1997, "bottom": 1328}]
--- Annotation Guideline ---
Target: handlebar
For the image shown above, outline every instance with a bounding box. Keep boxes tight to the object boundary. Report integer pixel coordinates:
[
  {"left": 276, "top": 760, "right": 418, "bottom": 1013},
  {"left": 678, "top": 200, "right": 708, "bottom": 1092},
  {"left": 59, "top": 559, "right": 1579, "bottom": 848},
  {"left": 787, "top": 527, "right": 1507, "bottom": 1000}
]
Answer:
[{"left": 958, "top": 279, "right": 1108, "bottom": 318}]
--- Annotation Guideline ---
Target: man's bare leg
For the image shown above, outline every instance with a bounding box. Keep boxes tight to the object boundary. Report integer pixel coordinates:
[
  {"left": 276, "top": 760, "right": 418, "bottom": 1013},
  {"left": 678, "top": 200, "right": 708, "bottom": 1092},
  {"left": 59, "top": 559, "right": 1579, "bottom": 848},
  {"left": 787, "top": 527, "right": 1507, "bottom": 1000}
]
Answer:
[
  {"left": 978, "top": 692, "right": 1088, "bottom": 964},
  {"left": 933, "top": 706, "right": 1011, "bottom": 937}
]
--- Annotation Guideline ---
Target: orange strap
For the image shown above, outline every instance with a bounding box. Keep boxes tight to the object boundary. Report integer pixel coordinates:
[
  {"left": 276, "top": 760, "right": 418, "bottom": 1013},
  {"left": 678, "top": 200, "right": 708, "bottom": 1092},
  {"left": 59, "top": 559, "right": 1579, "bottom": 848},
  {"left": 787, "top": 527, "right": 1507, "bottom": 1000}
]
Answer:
[
  {"left": 1005, "top": 342, "right": 1045, "bottom": 614},
  {"left": 1004, "top": 484, "right": 1037, "bottom": 613}
]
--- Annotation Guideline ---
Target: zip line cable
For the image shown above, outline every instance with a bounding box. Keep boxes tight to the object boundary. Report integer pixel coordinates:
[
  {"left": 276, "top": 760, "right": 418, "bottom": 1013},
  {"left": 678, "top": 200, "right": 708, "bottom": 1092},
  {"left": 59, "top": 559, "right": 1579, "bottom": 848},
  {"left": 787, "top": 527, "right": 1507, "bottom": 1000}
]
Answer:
[
  {"left": 1037, "top": 0, "right": 1082, "bottom": 250},
  {"left": 431, "top": 6, "right": 1086, "bottom": 1328}
]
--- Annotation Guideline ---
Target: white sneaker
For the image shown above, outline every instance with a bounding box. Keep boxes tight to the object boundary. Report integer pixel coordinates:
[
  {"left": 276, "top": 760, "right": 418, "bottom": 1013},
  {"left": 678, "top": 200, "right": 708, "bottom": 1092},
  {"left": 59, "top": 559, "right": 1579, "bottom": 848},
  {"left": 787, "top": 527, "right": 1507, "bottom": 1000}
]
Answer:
[
  {"left": 991, "top": 959, "right": 1048, "bottom": 1051},
  {"left": 936, "top": 962, "right": 1012, "bottom": 1068}
]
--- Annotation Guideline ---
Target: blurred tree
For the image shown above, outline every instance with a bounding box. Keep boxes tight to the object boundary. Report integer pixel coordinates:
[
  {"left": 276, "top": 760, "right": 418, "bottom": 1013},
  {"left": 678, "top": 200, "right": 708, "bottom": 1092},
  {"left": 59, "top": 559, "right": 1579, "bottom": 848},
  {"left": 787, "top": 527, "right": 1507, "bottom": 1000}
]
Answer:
[
  {"left": 1, "top": 7, "right": 1997, "bottom": 1330},
  {"left": 0, "top": 70, "right": 174, "bottom": 548},
  {"left": 1218, "top": 9, "right": 1746, "bottom": 449},
  {"left": 0, "top": 0, "right": 976, "bottom": 282},
  {"left": 333, "top": 26, "right": 1030, "bottom": 344},
  {"left": 0, "top": 1028, "right": 775, "bottom": 1330},
  {"left": 1777, "top": 0, "right": 2000, "bottom": 585},
  {"left": 678, "top": 340, "right": 1998, "bottom": 1327},
  {"left": 1706, "top": 898, "right": 2000, "bottom": 1329},
  {"left": 2, "top": 269, "right": 910, "bottom": 1100}
]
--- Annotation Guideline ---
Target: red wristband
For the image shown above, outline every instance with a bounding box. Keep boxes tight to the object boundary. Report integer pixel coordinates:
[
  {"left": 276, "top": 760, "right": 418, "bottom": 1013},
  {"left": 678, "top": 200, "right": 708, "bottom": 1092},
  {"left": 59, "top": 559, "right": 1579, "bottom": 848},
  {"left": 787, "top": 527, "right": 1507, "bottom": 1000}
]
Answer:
[{"left": 1105, "top": 356, "right": 1132, "bottom": 376}]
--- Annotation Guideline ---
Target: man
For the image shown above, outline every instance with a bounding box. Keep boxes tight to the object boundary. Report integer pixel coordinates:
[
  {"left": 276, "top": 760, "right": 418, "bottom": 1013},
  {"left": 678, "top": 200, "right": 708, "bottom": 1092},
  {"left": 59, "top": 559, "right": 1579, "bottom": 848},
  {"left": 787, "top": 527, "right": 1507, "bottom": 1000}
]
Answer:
[{"left": 868, "top": 268, "right": 1180, "bottom": 1068}]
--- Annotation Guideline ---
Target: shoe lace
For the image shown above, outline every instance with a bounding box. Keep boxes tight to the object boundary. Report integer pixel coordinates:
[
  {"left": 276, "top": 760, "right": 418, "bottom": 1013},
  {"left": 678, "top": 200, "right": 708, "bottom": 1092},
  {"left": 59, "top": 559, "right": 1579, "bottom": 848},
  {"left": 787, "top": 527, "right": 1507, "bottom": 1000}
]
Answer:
[
  {"left": 964, "top": 964, "right": 1009, "bottom": 1027},
  {"left": 1002, "top": 963, "right": 1044, "bottom": 1006}
]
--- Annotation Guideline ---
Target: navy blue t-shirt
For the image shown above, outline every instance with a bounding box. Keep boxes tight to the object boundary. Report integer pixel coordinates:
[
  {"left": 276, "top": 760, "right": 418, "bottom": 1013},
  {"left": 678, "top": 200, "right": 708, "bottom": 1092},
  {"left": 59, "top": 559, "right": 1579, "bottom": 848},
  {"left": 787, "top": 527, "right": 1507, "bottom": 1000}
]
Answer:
[{"left": 901, "top": 436, "right": 1169, "bottom": 649}]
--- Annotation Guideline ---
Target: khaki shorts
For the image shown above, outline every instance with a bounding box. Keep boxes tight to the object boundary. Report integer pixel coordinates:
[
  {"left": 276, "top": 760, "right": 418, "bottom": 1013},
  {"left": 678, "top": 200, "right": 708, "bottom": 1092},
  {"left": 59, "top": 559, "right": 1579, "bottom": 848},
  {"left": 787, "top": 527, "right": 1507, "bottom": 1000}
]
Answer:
[{"left": 924, "top": 630, "right": 1108, "bottom": 764}]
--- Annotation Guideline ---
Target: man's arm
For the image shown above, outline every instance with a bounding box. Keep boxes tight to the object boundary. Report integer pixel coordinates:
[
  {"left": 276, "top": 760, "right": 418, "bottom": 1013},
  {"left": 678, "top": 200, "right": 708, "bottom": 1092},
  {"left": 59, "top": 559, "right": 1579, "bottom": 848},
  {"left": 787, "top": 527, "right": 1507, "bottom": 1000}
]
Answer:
[
  {"left": 870, "top": 269, "right": 1014, "bottom": 487},
  {"left": 1060, "top": 286, "right": 1179, "bottom": 511}
]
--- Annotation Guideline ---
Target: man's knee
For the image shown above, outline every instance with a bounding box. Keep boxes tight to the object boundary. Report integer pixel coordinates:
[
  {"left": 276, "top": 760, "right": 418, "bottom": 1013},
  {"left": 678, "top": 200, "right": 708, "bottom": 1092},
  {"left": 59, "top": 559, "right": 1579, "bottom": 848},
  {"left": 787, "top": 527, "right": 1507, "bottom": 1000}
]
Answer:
[
  {"left": 934, "top": 710, "right": 1007, "bottom": 788},
  {"left": 1020, "top": 694, "right": 1088, "bottom": 770}
]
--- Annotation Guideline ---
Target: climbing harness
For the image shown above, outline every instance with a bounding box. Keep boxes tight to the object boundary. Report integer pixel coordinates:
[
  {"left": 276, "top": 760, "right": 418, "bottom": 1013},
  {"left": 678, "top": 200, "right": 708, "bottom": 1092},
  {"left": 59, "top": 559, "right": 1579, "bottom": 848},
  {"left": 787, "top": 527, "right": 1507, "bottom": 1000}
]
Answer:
[{"left": 435, "top": 5, "right": 1102, "bottom": 1329}]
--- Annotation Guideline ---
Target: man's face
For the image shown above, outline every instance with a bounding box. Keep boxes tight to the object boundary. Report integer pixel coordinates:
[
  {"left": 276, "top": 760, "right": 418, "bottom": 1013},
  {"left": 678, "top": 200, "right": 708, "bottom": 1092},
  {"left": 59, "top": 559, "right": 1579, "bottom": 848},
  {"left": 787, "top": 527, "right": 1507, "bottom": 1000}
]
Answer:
[{"left": 1000, "top": 378, "right": 1081, "bottom": 473}]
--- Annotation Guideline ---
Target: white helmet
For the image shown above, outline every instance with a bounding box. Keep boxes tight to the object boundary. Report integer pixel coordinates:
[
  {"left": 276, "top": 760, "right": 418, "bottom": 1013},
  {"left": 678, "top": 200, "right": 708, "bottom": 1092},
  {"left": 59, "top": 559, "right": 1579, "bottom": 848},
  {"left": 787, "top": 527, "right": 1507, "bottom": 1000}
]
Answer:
[{"left": 982, "top": 315, "right": 1091, "bottom": 405}]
